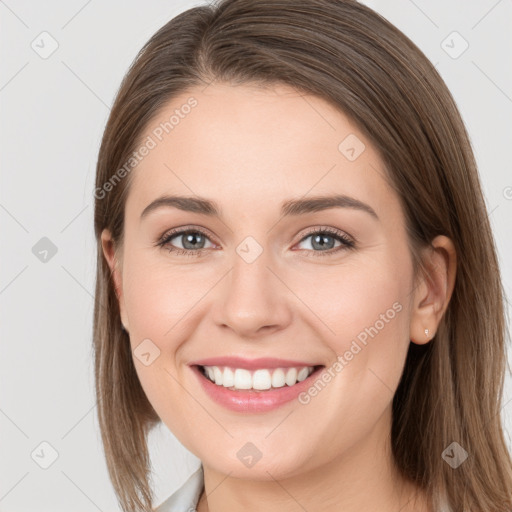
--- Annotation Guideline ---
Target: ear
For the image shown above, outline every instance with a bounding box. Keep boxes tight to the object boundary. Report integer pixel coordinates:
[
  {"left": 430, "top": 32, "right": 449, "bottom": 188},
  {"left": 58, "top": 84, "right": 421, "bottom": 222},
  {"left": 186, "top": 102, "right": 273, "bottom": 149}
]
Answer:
[
  {"left": 409, "top": 235, "right": 457, "bottom": 345},
  {"left": 101, "top": 228, "right": 129, "bottom": 332}
]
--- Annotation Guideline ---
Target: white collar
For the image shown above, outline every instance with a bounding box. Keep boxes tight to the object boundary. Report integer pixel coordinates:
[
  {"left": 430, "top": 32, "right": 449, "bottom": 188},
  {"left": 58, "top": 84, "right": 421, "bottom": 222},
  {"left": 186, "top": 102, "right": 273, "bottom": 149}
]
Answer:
[{"left": 154, "top": 465, "right": 204, "bottom": 511}]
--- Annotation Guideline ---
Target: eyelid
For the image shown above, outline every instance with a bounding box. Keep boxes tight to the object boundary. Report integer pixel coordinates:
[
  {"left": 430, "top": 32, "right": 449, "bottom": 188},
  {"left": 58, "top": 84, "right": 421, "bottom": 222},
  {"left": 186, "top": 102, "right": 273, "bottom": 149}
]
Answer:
[
  {"left": 156, "top": 224, "right": 219, "bottom": 247},
  {"left": 295, "top": 225, "right": 353, "bottom": 242}
]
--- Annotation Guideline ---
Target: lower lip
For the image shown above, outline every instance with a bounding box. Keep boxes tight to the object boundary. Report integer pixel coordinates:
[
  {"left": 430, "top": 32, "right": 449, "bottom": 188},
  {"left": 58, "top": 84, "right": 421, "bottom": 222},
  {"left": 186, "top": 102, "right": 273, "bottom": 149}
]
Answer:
[{"left": 190, "top": 365, "right": 325, "bottom": 413}]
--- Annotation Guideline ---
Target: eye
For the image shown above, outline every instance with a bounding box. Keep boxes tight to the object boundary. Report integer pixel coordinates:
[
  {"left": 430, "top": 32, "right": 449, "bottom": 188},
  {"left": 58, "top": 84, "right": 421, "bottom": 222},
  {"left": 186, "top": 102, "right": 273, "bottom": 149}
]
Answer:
[
  {"left": 295, "top": 227, "right": 355, "bottom": 256},
  {"left": 156, "top": 226, "right": 216, "bottom": 257},
  {"left": 156, "top": 225, "right": 355, "bottom": 257}
]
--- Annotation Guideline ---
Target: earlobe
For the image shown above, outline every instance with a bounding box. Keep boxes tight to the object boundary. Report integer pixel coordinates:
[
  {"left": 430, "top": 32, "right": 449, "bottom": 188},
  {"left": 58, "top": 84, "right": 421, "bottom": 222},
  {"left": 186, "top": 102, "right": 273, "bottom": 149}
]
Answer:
[
  {"left": 410, "top": 302, "right": 437, "bottom": 345},
  {"left": 409, "top": 235, "right": 457, "bottom": 345},
  {"left": 101, "top": 229, "right": 120, "bottom": 295},
  {"left": 100, "top": 229, "right": 129, "bottom": 331}
]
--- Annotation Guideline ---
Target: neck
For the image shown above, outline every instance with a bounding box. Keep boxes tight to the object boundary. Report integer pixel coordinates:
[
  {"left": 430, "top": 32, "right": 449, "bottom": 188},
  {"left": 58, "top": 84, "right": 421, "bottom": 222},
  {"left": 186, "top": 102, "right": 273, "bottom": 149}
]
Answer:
[{"left": 196, "top": 407, "right": 430, "bottom": 512}]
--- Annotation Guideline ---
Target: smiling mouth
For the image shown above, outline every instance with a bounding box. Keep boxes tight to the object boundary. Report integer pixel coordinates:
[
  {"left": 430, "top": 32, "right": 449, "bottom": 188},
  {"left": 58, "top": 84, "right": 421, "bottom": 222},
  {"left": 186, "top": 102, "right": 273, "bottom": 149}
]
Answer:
[{"left": 196, "top": 364, "right": 325, "bottom": 392}]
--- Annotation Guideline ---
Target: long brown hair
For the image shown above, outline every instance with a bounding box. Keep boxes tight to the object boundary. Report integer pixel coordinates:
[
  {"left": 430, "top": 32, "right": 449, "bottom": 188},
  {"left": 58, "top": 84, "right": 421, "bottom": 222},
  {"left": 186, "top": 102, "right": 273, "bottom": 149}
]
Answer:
[{"left": 93, "top": 1, "right": 512, "bottom": 510}]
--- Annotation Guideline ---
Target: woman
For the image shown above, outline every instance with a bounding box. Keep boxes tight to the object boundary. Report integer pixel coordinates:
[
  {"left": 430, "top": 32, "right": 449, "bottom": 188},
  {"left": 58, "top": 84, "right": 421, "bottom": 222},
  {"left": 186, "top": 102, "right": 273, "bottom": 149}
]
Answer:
[{"left": 92, "top": 0, "right": 512, "bottom": 511}]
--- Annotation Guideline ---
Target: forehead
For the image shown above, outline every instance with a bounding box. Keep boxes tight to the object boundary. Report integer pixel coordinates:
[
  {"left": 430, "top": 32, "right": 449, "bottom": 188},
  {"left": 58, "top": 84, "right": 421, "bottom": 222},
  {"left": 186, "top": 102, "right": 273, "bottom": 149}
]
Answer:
[{"left": 125, "top": 82, "right": 399, "bottom": 222}]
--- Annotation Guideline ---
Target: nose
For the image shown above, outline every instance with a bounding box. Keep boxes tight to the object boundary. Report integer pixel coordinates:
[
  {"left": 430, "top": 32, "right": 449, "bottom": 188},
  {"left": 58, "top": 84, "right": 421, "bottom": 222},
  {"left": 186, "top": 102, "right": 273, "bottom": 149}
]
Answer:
[{"left": 212, "top": 245, "right": 293, "bottom": 339}]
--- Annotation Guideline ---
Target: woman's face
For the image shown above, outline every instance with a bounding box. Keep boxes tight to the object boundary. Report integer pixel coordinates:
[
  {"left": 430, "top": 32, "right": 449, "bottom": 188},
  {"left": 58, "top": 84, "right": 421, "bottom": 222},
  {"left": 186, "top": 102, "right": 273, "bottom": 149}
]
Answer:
[{"left": 102, "top": 82, "right": 428, "bottom": 480}]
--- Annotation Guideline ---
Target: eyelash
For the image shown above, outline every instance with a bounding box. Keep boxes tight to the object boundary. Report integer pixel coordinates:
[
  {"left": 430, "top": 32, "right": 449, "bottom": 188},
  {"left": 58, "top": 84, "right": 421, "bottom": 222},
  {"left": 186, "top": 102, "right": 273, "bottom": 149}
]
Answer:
[{"left": 156, "top": 226, "right": 355, "bottom": 258}]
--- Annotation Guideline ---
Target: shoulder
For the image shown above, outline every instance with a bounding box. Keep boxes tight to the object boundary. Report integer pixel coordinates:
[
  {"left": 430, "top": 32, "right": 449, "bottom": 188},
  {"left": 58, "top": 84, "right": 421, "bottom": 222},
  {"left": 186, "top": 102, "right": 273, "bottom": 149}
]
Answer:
[{"left": 153, "top": 465, "right": 204, "bottom": 512}]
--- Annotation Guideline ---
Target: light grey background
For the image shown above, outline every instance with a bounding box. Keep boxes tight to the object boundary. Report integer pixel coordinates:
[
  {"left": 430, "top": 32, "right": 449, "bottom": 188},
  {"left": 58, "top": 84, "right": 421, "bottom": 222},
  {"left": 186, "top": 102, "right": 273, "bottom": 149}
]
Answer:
[{"left": 1, "top": 0, "right": 511, "bottom": 510}]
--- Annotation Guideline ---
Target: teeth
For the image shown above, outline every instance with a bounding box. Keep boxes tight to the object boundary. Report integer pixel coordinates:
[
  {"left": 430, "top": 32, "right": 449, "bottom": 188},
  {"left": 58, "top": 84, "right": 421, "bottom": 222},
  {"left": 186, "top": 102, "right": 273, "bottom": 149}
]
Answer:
[
  {"left": 223, "top": 367, "right": 235, "bottom": 387},
  {"left": 285, "top": 367, "right": 297, "bottom": 386},
  {"left": 201, "top": 365, "right": 316, "bottom": 390}
]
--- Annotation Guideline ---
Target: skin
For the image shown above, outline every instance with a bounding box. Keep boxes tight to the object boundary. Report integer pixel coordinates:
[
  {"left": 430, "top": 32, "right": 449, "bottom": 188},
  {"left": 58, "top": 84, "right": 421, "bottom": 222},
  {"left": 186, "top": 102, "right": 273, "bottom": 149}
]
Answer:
[{"left": 101, "top": 82, "right": 456, "bottom": 512}]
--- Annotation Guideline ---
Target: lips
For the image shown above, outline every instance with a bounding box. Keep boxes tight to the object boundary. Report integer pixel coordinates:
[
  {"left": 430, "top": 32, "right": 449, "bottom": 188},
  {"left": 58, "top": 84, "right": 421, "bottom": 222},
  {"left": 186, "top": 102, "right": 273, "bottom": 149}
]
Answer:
[
  {"left": 188, "top": 356, "right": 322, "bottom": 370},
  {"left": 190, "top": 363, "right": 326, "bottom": 412}
]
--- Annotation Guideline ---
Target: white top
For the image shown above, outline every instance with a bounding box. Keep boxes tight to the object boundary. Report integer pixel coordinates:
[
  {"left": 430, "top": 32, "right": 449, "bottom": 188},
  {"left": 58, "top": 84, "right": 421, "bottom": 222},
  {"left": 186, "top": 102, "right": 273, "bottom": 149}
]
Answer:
[{"left": 154, "top": 465, "right": 204, "bottom": 512}]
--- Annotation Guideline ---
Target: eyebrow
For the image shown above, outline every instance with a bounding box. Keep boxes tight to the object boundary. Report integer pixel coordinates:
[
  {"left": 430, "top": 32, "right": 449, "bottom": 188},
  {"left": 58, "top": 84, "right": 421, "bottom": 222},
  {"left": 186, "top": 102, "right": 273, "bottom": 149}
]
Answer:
[{"left": 140, "top": 194, "right": 379, "bottom": 221}]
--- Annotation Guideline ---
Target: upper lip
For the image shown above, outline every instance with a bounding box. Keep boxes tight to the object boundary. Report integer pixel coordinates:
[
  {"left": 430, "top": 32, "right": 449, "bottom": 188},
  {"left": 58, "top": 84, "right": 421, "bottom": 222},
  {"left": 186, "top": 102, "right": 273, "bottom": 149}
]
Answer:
[{"left": 189, "top": 356, "right": 323, "bottom": 370}]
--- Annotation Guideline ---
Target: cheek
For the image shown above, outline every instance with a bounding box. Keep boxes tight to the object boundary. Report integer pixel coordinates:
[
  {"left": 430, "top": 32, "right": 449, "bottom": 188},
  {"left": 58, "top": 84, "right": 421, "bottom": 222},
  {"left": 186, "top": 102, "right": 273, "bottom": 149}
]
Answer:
[
  {"left": 300, "top": 258, "right": 407, "bottom": 336},
  {"left": 295, "top": 253, "right": 412, "bottom": 385},
  {"left": 123, "top": 255, "right": 205, "bottom": 338},
  {"left": 121, "top": 256, "right": 215, "bottom": 401},
  {"left": 121, "top": 259, "right": 201, "bottom": 423},
  {"left": 290, "top": 260, "right": 412, "bottom": 442}
]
